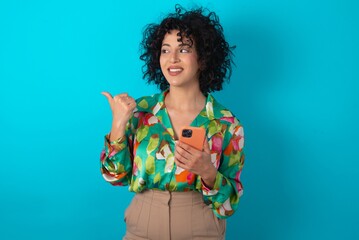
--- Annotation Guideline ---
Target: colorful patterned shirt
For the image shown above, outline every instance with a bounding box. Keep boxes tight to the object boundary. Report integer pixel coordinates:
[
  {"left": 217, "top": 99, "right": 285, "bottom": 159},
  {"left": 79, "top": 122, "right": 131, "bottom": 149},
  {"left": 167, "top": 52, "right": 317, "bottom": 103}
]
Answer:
[{"left": 100, "top": 90, "right": 245, "bottom": 219}]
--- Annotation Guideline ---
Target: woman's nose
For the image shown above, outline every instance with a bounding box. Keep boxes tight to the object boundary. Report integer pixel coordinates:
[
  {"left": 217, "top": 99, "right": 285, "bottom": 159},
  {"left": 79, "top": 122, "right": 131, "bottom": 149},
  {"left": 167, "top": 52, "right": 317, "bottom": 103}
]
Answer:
[{"left": 170, "top": 52, "right": 180, "bottom": 63}]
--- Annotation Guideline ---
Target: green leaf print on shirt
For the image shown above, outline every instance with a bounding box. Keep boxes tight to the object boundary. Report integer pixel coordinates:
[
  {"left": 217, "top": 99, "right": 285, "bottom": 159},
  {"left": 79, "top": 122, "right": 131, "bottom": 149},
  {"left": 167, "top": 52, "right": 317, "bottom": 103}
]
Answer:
[
  {"left": 131, "top": 178, "right": 139, "bottom": 191},
  {"left": 134, "top": 156, "right": 142, "bottom": 170},
  {"left": 154, "top": 172, "right": 161, "bottom": 184},
  {"left": 168, "top": 180, "right": 177, "bottom": 191},
  {"left": 117, "top": 163, "right": 125, "bottom": 172},
  {"left": 138, "top": 99, "right": 148, "bottom": 109},
  {"left": 107, "top": 160, "right": 116, "bottom": 171},
  {"left": 165, "top": 152, "right": 175, "bottom": 173},
  {"left": 167, "top": 128, "right": 174, "bottom": 137},
  {"left": 145, "top": 155, "right": 155, "bottom": 175},
  {"left": 136, "top": 125, "right": 149, "bottom": 143},
  {"left": 208, "top": 120, "right": 221, "bottom": 137},
  {"left": 147, "top": 134, "right": 159, "bottom": 154},
  {"left": 200, "top": 111, "right": 207, "bottom": 118},
  {"left": 229, "top": 151, "right": 239, "bottom": 167}
]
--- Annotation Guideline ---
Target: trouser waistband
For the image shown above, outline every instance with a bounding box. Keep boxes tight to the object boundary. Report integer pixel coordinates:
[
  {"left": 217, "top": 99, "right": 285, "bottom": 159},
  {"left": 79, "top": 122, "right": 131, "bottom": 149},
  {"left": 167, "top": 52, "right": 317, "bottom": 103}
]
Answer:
[{"left": 135, "top": 189, "right": 204, "bottom": 207}]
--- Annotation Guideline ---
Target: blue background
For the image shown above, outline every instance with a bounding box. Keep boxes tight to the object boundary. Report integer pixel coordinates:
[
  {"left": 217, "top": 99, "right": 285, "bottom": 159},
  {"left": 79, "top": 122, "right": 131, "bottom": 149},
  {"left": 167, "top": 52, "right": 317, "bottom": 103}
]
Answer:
[{"left": 1, "top": 0, "right": 358, "bottom": 239}]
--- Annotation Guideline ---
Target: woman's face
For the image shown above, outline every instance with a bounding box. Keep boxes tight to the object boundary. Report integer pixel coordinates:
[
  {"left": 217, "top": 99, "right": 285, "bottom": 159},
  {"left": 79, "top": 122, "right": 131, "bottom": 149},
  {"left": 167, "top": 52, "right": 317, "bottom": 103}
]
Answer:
[{"left": 159, "top": 30, "right": 200, "bottom": 89}]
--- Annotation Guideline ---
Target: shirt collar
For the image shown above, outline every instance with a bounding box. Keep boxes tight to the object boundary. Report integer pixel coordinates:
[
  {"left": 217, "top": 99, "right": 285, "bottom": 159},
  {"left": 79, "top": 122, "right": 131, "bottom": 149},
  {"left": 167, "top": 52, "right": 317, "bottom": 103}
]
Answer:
[{"left": 135, "top": 89, "right": 230, "bottom": 124}]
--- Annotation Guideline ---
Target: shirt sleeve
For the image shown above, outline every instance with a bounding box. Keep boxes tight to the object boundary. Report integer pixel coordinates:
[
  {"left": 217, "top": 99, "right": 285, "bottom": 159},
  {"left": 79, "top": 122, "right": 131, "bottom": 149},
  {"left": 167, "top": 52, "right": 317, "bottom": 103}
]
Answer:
[
  {"left": 100, "top": 116, "right": 137, "bottom": 186},
  {"left": 202, "top": 122, "right": 245, "bottom": 219}
]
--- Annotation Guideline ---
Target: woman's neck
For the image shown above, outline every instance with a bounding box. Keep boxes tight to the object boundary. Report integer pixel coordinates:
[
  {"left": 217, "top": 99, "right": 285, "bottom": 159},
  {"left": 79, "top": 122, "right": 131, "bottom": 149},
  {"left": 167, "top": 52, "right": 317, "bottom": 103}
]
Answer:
[{"left": 165, "top": 86, "right": 206, "bottom": 111}]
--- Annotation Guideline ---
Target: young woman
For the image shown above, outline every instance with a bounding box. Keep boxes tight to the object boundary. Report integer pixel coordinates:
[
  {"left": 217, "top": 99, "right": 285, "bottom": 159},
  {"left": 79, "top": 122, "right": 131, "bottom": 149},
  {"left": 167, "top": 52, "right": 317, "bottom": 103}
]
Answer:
[{"left": 100, "top": 5, "right": 245, "bottom": 240}]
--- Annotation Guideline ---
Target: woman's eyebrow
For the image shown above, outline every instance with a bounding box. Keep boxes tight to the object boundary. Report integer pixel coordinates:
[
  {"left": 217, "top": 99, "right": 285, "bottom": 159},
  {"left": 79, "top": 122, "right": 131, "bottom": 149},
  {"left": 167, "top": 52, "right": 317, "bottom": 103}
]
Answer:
[
  {"left": 161, "top": 43, "right": 192, "bottom": 47},
  {"left": 179, "top": 43, "right": 192, "bottom": 47}
]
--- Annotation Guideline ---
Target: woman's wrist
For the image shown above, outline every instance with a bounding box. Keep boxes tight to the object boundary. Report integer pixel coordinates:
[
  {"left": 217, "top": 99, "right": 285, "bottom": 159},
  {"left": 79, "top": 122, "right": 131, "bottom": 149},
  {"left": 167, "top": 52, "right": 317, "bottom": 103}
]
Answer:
[
  {"left": 201, "top": 165, "right": 217, "bottom": 189},
  {"left": 109, "top": 124, "right": 126, "bottom": 142}
]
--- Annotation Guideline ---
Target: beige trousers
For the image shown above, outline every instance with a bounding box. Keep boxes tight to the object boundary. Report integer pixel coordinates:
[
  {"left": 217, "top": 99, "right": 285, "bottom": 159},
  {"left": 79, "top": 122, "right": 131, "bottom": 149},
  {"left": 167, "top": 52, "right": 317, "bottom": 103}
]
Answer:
[{"left": 123, "top": 190, "right": 226, "bottom": 240}]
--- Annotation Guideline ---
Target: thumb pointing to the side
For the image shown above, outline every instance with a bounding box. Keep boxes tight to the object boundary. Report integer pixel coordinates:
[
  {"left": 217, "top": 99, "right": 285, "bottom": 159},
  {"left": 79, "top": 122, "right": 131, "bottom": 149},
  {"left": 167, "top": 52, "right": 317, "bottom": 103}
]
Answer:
[{"left": 101, "top": 91, "right": 114, "bottom": 108}]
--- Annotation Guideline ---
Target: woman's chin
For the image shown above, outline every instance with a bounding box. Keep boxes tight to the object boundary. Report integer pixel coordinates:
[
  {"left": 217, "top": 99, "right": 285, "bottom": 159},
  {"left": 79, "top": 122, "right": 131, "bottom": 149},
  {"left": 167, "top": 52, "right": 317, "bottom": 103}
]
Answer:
[{"left": 167, "top": 80, "right": 182, "bottom": 87}]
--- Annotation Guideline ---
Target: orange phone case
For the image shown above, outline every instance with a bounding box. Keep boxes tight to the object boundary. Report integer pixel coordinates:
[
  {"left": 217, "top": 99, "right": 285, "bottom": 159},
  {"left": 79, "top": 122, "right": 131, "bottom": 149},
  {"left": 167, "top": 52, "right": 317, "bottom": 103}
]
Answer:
[{"left": 179, "top": 126, "right": 206, "bottom": 150}]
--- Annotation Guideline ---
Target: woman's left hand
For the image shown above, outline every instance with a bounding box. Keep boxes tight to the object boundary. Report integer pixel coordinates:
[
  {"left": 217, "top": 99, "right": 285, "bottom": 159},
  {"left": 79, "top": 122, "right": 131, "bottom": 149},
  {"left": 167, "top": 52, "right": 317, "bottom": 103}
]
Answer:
[{"left": 175, "top": 139, "right": 217, "bottom": 188}]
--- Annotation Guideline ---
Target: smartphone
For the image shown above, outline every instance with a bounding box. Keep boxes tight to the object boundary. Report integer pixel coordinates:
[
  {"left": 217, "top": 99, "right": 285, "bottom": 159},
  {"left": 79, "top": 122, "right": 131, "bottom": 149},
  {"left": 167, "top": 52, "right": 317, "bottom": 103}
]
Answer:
[{"left": 179, "top": 126, "right": 206, "bottom": 151}]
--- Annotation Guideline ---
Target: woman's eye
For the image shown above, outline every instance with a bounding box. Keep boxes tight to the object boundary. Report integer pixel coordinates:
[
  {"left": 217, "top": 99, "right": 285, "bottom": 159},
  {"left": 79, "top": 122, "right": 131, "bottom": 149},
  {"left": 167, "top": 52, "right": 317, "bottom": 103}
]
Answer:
[
  {"left": 161, "top": 49, "right": 169, "bottom": 54},
  {"left": 180, "top": 49, "right": 190, "bottom": 53}
]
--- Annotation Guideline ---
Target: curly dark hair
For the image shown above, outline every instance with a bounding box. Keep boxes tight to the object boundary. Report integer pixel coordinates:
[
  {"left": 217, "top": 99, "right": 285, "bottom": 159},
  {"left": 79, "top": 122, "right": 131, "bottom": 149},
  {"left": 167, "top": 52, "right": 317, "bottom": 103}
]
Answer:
[{"left": 139, "top": 5, "right": 235, "bottom": 94}]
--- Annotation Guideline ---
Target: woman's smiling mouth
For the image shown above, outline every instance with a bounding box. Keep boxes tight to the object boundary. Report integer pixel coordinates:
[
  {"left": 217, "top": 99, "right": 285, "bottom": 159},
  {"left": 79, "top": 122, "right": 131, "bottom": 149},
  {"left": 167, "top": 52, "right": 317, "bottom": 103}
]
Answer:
[{"left": 168, "top": 66, "right": 183, "bottom": 76}]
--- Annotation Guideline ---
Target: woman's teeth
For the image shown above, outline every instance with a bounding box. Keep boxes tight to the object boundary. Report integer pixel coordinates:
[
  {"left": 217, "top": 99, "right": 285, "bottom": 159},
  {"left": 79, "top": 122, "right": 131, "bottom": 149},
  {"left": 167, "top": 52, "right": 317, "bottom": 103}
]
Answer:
[{"left": 169, "top": 68, "right": 182, "bottom": 72}]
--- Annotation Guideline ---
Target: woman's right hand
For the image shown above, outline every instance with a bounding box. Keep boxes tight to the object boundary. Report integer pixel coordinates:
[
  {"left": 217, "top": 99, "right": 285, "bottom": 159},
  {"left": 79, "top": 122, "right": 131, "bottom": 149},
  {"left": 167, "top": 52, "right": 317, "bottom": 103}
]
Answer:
[{"left": 101, "top": 91, "right": 136, "bottom": 141}]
